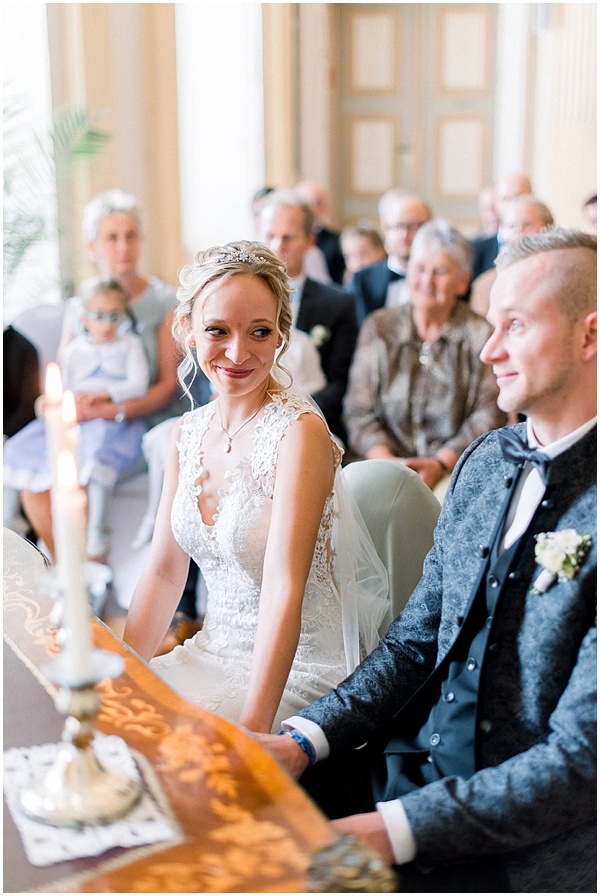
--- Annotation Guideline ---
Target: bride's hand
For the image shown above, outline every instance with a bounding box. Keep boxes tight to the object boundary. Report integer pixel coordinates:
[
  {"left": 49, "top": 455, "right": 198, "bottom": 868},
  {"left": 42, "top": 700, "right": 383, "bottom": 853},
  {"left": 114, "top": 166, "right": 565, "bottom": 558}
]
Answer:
[{"left": 253, "top": 732, "right": 310, "bottom": 779}]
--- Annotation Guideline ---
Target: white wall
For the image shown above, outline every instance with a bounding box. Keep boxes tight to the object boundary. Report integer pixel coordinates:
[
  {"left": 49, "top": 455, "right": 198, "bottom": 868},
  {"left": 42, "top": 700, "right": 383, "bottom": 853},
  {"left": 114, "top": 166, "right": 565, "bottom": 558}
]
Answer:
[
  {"left": 175, "top": 3, "right": 265, "bottom": 258},
  {"left": 531, "top": 3, "right": 597, "bottom": 228},
  {"left": 3, "top": 2, "right": 61, "bottom": 319},
  {"left": 494, "top": 4, "right": 531, "bottom": 179}
]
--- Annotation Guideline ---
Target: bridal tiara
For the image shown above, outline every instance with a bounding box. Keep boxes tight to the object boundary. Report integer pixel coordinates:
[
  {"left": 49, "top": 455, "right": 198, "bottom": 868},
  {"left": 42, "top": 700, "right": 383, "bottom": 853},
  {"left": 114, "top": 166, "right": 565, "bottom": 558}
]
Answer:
[{"left": 211, "top": 248, "right": 264, "bottom": 265}]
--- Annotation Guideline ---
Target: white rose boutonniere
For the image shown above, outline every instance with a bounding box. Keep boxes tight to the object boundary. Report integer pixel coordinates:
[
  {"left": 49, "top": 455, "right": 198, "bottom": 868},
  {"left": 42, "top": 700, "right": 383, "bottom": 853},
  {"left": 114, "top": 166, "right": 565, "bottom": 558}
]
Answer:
[
  {"left": 309, "top": 324, "right": 331, "bottom": 348},
  {"left": 532, "top": 529, "right": 592, "bottom": 594}
]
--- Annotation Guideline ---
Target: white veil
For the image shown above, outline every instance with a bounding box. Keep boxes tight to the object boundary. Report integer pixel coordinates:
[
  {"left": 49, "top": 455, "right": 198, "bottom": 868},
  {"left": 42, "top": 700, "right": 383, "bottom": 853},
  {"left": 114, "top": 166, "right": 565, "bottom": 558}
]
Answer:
[
  {"left": 271, "top": 385, "right": 389, "bottom": 675},
  {"left": 331, "top": 463, "right": 389, "bottom": 674}
]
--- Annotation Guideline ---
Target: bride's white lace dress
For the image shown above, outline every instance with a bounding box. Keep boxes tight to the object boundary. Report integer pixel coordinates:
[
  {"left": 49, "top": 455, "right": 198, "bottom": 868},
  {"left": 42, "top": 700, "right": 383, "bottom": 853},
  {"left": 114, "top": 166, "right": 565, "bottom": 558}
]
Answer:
[{"left": 151, "top": 388, "right": 350, "bottom": 731}]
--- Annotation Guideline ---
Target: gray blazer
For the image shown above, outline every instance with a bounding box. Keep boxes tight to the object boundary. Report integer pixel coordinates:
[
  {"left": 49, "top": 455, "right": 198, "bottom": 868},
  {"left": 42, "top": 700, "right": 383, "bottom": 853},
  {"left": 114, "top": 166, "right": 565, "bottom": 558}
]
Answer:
[{"left": 300, "top": 424, "right": 597, "bottom": 892}]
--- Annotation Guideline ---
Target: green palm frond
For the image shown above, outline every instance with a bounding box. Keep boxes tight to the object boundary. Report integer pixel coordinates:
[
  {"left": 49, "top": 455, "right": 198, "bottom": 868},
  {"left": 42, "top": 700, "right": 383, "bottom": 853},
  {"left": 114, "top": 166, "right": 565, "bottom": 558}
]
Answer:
[{"left": 3, "top": 95, "right": 111, "bottom": 284}]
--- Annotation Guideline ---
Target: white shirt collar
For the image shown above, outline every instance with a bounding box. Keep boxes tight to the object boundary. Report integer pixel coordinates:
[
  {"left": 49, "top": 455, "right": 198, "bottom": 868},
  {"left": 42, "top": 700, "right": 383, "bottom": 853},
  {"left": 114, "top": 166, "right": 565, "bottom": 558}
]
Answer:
[
  {"left": 387, "top": 257, "right": 407, "bottom": 276},
  {"left": 527, "top": 416, "right": 597, "bottom": 459},
  {"left": 288, "top": 273, "right": 306, "bottom": 300}
]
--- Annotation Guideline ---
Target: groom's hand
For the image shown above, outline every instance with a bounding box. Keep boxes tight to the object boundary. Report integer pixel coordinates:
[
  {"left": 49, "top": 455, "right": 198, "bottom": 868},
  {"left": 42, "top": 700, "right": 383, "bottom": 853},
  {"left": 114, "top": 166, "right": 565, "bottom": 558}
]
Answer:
[
  {"left": 253, "top": 732, "right": 311, "bottom": 778},
  {"left": 331, "top": 812, "right": 395, "bottom": 865}
]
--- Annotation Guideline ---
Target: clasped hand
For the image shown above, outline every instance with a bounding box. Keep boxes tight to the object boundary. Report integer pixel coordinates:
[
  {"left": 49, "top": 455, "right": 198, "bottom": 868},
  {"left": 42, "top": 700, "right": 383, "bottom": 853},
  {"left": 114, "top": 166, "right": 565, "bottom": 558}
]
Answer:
[
  {"left": 74, "top": 391, "right": 112, "bottom": 422},
  {"left": 254, "top": 733, "right": 395, "bottom": 866},
  {"left": 397, "top": 456, "right": 444, "bottom": 489}
]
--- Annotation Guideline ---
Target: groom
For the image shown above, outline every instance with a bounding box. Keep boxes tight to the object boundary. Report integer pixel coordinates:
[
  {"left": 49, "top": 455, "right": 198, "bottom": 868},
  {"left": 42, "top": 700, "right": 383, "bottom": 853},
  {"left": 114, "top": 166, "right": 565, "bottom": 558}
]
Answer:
[{"left": 257, "top": 229, "right": 597, "bottom": 893}]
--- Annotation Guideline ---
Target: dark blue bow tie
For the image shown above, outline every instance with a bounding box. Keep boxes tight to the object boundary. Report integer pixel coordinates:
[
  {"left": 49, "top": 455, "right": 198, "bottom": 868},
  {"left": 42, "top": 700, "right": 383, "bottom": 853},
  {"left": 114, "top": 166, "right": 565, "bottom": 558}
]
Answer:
[{"left": 498, "top": 429, "right": 550, "bottom": 482}]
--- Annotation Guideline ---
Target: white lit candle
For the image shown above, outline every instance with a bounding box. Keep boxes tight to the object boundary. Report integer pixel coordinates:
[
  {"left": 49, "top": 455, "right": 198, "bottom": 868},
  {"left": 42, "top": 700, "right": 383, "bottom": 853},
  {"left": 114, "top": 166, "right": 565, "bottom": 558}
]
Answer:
[
  {"left": 62, "top": 389, "right": 80, "bottom": 464},
  {"left": 44, "top": 363, "right": 67, "bottom": 484},
  {"left": 53, "top": 450, "right": 94, "bottom": 684}
]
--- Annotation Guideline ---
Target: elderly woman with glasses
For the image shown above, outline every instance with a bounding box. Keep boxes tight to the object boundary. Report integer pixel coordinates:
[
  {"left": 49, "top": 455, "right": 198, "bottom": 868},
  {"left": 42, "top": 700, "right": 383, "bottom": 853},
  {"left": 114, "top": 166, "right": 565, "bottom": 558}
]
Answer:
[
  {"left": 343, "top": 219, "right": 507, "bottom": 501},
  {"left": 15, "top": 189, "right": 188, "bottom": 561}
]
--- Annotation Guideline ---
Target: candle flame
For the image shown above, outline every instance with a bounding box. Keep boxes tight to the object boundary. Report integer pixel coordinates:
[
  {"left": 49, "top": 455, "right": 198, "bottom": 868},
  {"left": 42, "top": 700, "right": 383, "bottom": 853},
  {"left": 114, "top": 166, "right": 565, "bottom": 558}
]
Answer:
[
  {"left": 57, "top": 450, "right": 78, "bottom": 489},
  {"left": 62, "top": 391, "right": 77, "bottom": 426},
  {"left": 45, "top": 363, "right": 63, "bottom": 403}
]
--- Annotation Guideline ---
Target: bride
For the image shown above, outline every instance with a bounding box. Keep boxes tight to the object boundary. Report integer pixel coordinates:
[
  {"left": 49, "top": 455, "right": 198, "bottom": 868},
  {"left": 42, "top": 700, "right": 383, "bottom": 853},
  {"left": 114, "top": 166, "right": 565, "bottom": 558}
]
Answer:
[{"left": 124, "top": 241, "right": 387, "bottom": 733}]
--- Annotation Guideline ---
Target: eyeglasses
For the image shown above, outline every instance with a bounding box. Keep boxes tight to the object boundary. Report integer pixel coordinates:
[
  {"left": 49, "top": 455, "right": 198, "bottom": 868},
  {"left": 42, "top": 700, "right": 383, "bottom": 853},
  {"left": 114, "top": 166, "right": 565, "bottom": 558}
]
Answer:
[
  {"left": 83, "top": 311, "right": 127, "bottom": 323},
  {"left": 385, "top": 222, "right": 422, "bottom": 233}
]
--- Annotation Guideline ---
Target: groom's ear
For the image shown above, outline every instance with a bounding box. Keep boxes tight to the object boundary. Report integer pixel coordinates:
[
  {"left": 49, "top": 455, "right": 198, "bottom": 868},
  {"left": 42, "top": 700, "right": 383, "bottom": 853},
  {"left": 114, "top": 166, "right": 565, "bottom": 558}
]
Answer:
[{"left": 580, "top": 310, "right": 596, "bottom": 361}]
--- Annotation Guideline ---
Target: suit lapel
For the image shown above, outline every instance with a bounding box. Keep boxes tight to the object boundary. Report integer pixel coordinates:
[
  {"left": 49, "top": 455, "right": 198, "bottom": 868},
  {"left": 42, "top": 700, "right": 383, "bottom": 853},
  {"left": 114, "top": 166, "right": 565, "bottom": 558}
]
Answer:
[{"left": 296, "top": 278, "right": 315, "bottom": 333}]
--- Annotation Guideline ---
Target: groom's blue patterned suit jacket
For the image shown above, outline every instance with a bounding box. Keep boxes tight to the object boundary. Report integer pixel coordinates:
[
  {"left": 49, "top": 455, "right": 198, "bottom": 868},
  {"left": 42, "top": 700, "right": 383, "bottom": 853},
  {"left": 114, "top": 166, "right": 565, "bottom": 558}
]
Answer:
[{"left": 300, "top": 423, "right": 597, "bottom": 893}]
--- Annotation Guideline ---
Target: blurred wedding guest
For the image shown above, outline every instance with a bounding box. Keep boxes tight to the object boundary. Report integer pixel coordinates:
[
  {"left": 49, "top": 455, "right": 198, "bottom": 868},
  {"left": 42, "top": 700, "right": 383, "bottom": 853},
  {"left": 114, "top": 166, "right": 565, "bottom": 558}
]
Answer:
[
  {"left": 583, "top": 194, "right": 596, "bottom": 234},
  {"left": 340, "top": 223, "right": 387, "bottom": 284},
  {"left": 252, "top": 184, "right": 331, "bottom": 284},
  {"left": 344, "top": 220, "right": 506, "bottom": 501},
  {"left": 352, "top": 190, "right": 431, "bottom": 324},
  {"left": 3, "top": 325, "right": 40, "bottom": 535},
  {"left": 256, "top": 228, "right": 597, "bottom": 894},
  {"left": 124, "top": 241, "right": 387, "bottom": 733},
  {"left": 19, "top": 188, "right": 182, "bottom": 560},
  {"left": 4, "top": 279, "right": 150, "bottom": 561},
  {"left": 251, "top": 185, "right": 276, "bottom": 232},
  {"left": 259, "top": 190, "right": 357, "bottom": 443},
  {"left": 470, "top": 194, "right": 554, "bottom": 318},
  {"left": 471, "top": 172, "right": 532, "bottom": 280},
  {"left": 477, "top": 183, "right": 500, "bottom": 236},
  {"left": 3, "top": 325, "right": 39, "bottom": 441},
  {"left": 295, "top": 179, "right": 346, "bottom": 284}
]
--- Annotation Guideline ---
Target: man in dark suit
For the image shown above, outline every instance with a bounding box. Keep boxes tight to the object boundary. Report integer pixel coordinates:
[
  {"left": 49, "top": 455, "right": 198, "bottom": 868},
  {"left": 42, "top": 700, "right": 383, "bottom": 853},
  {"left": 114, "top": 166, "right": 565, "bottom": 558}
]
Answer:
[
  {"left": 351, "top": 190, "right": 431, "bottom": 324},
  {"left": 471, "top": 172, "right": 532, "bottom": 280},
  {"left": 257, "top": 229, "right": 597, "bottom": 893},
  {"left": 259, "top": 190, "right": 357, "bottom": 443},
  {"left": 294, "top": 180, "right": 347, "bottom": 285}
]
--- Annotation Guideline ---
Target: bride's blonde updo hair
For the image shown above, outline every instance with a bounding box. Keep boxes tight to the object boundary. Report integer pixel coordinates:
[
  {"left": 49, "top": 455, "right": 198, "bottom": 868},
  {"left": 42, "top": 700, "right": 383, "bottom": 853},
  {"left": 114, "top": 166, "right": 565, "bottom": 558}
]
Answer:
[{"left": 173, "top": 240, "right": 293, "bottom": 400}]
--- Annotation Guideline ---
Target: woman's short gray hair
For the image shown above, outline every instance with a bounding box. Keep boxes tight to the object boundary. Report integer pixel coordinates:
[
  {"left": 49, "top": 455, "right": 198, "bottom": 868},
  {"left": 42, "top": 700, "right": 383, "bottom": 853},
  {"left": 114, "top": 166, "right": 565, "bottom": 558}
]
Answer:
[
  {"left": 173, "top": 241, "right": 293, "bottom": 401},
  {"left": 82, "top": 189, "right": 143, "bottom": 243},
  {"left": 408, "top": 219, "right": 473, "bottom": 275}
]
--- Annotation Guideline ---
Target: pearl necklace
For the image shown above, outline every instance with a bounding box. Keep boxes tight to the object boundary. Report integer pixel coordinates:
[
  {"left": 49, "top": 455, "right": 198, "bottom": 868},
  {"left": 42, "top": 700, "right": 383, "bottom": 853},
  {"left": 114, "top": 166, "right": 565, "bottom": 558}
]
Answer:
[{"left": 218, "top": 393, "right": 270, "bottom": 453}]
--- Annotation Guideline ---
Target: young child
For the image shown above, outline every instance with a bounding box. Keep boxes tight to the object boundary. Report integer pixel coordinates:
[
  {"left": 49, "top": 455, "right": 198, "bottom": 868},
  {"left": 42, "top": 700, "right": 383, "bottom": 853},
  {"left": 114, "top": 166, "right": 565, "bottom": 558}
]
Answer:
[{"left": 3, "top": 278, "right": 150, "bottom": 561}]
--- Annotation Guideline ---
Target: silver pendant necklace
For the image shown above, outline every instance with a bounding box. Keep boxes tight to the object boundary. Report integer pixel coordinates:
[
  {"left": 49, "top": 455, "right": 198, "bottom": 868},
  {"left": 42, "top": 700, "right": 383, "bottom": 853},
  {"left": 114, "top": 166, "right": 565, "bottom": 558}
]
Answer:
[{"left": 218, "top": 393, "right": 269, "bottom": 453}]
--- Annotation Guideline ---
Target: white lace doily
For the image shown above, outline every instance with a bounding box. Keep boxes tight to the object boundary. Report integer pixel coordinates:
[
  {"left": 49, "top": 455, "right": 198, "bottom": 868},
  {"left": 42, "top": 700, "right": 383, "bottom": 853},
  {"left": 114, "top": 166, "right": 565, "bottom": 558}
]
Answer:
[{"left": 4, "top": 735, "right": 178, "bottom": 867}]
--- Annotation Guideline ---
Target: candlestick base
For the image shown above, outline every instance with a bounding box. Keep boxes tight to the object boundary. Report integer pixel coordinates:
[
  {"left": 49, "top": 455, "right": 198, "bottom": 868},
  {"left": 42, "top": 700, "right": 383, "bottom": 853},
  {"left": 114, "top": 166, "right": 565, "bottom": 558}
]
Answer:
[
  {"left": 19, "top": 661, "right": 142, "bottom": 828},
  {"left": 19, "top": 739, "right": 142, "bottom": 828}
]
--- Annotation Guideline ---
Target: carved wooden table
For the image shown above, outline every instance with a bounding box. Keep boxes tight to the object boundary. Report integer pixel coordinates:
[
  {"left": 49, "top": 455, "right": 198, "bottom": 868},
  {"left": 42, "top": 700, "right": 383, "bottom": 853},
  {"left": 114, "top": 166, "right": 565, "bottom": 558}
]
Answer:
[{"left": 3, "top": 527, "right": 333, "bottom": 893}]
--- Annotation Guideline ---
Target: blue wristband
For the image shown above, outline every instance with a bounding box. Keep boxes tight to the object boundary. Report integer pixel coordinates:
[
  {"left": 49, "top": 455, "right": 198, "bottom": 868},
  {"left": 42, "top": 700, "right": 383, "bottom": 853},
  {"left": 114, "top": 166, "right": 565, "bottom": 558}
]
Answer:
[{"left": 277, "top": 728, "right": 317, "bottom": 766}]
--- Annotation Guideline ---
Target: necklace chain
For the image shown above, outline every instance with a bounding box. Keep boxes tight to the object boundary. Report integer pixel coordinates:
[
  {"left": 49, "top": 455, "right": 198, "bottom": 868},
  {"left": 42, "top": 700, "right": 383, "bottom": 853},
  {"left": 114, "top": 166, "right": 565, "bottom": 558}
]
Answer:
[{"left": 218, "top": 393, "right": 269, "bottom": 453}]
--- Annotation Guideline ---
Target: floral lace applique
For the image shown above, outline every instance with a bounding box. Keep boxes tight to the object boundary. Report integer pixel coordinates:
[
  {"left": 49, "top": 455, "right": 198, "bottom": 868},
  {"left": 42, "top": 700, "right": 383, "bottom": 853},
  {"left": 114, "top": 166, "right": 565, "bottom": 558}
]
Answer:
[{"left": 158, "top": 388, "right": 347, "bottom": 728}]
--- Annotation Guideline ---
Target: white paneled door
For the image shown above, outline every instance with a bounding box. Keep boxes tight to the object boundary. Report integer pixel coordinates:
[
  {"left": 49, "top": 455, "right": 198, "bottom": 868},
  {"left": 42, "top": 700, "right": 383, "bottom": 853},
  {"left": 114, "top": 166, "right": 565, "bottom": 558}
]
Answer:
[{"left": 335, "top": 3, "right": 497, "bottom": 234}]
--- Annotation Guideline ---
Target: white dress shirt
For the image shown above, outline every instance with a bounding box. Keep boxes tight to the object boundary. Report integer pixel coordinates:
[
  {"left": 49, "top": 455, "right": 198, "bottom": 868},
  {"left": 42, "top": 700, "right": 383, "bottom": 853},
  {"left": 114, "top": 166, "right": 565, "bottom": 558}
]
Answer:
[{"left": 385, "top": 258, "right": 410, "bottom": 308}]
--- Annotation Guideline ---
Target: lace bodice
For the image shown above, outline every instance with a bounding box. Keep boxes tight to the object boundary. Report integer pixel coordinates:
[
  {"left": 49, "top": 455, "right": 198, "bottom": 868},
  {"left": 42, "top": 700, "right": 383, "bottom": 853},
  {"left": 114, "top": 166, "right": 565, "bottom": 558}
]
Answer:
[{"left": 153, "top": 388, "right": 348, "bottom": 730}]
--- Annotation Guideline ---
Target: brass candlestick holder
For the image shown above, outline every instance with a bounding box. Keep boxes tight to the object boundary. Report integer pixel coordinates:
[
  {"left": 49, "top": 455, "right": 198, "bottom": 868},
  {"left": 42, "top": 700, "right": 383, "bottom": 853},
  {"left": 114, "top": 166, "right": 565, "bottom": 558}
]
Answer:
[{"left": 20, "top": 571, "right": 142, "bottom": 828}]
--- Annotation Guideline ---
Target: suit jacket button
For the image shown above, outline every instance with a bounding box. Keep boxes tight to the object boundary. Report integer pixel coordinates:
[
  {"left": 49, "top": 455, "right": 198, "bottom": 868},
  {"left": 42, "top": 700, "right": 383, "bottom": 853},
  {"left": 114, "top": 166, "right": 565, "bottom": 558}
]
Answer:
[
  {"left": 480, "top": 719, "right": 493, "bottom": 734},
  {"left": 430, "top": 733, "right": 441, "bottom": 746},
  {"left": 478, "top": 544, "right": 489, "bottom": 558},
  {"left": 488, "top": 642, "right": 498, "bottom": 653},
  {"left": 485, "top": 616, "right": 493, "bottom": 629},
  {"left": 541, "top": 499, "right": 554, "bottom": 510},
  {"left": 467, "top": 657, "right": 477, "bottom": 671},
  {"left": 487, "top": 574, "right": 499, "bottom": 587},
  {"left": 503, "top": 475, "right": 513, "bottom": 487},
  {"left": 455, "top": 615, "right": 464, "bottom": 626},
  {"left": 442, "top": 691, "right": 455, "bottom": 703},
  {"left": 508, "top": 570, "right": 521, "bottom": 581}
]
